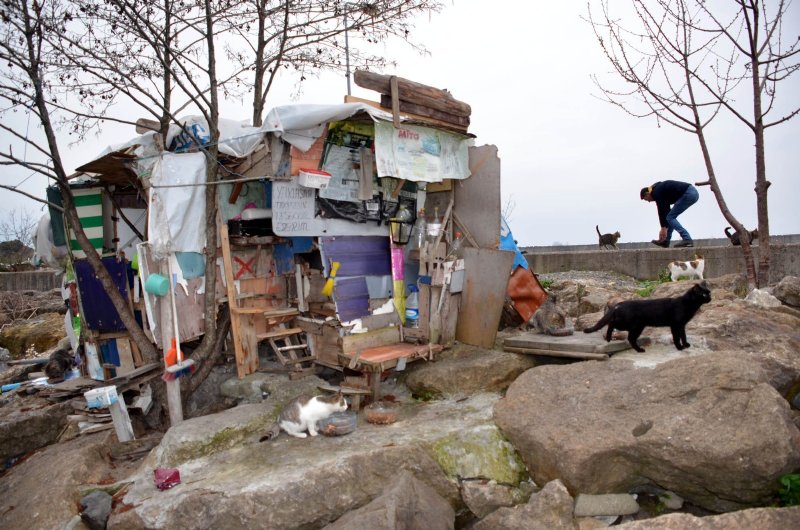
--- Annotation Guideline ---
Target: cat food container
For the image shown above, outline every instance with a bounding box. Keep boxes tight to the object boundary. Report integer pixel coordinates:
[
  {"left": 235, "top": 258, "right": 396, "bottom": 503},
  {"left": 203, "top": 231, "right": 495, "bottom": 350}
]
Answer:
[
  {"left": 317, "top": 410, "right": 357, "bottom": 436},
  {"left": 298, "top": 168, "right": 332, "bottom": 189},
  {"left": 365, "top": 401, "right": 399, "bottom": 425}
]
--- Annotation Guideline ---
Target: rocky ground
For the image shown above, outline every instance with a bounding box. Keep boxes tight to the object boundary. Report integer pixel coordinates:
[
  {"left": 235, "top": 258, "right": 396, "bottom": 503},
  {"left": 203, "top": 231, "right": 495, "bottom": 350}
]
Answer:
[{"left": 1, "top": 272, "right": 799, "bottom": 529}]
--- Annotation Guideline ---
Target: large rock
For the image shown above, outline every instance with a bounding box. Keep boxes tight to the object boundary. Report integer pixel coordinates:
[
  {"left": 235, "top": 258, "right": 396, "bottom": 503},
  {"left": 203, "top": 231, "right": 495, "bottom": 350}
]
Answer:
[
  {"left": 402, "top": 343, "right": 535, "bottom": 398},
  {"left": 109, "top": 393, "right": 520, "bottom": 529},
  {"left": 0, "top": 431, "right": 118, "bottom": 530},
  {"left": 0, "top": 397, "right": 72, "bottom": 463},
  {"left": 472, "top": 479, "right": 576, "bottom": 530},
  {"left": 324, "top": 471, "right": 454, "bottom": 529},
  {"left": 493, "top": 352, "right": 800, "bottom": 512},
  {"left": 460, "top": 479, "right": 533, "bottom": 519},
  {"left": 614, "top": 506, "right": 800, "bottom": 529},
  {"left": 773, "top": 275, "right": 800, "bottom": 308}
]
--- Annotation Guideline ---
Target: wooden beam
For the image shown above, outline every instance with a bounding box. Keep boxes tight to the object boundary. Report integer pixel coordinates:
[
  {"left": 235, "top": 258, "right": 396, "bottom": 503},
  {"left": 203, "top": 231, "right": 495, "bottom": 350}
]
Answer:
[
  {"left": 354, "top": 70, "right": 471, "bottom": 117},
  {"left": 380, "top": 95, "right": 470, "bottom": 128},
  {"left": 344, "top": 95, "right": 469, "bottom": 135}
]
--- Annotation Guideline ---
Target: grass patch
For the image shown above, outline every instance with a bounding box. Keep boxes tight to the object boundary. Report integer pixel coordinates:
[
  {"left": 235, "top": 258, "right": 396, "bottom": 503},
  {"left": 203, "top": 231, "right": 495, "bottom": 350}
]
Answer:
[
  {"left": 636, "top": 269, "right": 671, "bottom": 297},
  {"left": 539, "top": 278, "right": 553, "bottom": 290},
  {"left": 778, "top": 473, "right": 800, "bottom": 506}
]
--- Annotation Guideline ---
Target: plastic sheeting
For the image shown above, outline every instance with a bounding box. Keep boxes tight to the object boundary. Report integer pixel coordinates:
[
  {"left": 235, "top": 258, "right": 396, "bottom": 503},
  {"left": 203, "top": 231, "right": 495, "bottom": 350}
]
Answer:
[
  {"left": 148, "top": 152, "right": 207, "bottom": 258},
  {"left": 262, "top": 103, "right": 392, "bottom": 152}
]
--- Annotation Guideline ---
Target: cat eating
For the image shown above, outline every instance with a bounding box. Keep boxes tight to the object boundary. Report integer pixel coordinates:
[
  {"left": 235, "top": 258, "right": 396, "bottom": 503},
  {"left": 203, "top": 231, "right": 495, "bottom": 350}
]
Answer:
[
  {"left": 668, "top": 255, "right": 704, "bottom": 282},
  {"left": 260, "top": 392, "right": 348, "bottom": 441},
  {"left": 596, "top": 225, "right": 621, "bottom": 250},
  {"left": 583, "top": 282, "right": 711, "bottom": 352}
]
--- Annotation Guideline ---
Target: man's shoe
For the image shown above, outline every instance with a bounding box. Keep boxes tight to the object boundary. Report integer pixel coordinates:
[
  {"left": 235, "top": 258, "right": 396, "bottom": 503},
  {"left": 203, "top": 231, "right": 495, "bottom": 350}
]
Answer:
[
  {"left": 651, "top": 239, "right": 670, "bottom": 248},
  {"left": 674, "top": 240, "right": 694, "bottom": 248}
]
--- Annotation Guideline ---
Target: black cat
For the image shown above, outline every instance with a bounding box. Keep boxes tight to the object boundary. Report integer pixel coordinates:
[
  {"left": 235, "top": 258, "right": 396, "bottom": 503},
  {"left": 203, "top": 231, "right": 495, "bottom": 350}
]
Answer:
[{"left": 583, "top": 282, "right": 711, "bottom": 352}]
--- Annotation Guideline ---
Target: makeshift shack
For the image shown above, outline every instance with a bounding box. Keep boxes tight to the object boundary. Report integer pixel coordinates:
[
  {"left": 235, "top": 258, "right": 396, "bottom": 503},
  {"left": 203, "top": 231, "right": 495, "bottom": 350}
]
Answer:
[{"left": 42, "top": 72, "right": 521, "bottom": 420}]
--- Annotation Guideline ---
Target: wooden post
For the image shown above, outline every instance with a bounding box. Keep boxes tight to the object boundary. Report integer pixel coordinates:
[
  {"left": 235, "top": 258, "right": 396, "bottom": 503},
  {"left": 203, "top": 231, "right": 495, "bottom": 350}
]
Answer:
[{"left": 109, "top": 396, "right": 135, "bottom": 442}]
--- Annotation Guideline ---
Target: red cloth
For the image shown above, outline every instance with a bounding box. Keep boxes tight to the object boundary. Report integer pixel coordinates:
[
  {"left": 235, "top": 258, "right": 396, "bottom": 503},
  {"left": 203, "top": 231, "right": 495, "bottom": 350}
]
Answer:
[
  {"left": 506, "top": 266, "right": 547, "bottom": 323},
  {"left": 154, "top": 468, "right": 181, "bottom": 491}
]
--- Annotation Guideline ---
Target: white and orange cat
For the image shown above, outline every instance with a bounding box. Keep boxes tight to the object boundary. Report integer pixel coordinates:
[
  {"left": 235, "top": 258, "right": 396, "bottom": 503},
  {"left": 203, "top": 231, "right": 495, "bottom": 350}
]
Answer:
[
  {"left": 668, "top": 255, "right": 705, "bottom": 282},
  {"left": 260, "top": 392, "right": 347, "bottom": 440}
]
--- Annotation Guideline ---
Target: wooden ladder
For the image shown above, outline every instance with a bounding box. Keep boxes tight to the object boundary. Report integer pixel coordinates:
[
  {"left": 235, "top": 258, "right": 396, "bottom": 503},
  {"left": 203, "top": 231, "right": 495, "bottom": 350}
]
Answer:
[{"left": 257, "top": 326, "right": 315, "bottom": 378}]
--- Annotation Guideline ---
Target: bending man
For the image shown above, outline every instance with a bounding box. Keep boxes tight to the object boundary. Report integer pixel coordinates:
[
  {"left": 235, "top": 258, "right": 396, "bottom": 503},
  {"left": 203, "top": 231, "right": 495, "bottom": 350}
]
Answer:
[{"left": 640, "top": 180, "right": 699, "bottom": 248}]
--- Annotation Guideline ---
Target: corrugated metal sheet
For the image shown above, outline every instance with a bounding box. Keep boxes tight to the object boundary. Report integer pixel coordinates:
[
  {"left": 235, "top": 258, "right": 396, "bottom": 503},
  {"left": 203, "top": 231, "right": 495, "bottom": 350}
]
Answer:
[
  {"left": 333, "top": 276, "right": 370, "bottom": 322},
  {"left": 320, "top": 236, "right": 391, "bottom": 276}
]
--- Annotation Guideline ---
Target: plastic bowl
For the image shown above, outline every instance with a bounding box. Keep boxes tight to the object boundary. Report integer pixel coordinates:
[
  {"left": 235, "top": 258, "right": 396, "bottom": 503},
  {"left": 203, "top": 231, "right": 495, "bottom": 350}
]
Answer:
[
  {"left": 316, "top": 410, "right": 357, "bottom": 436},
  {"left": 364, "top": 401, "right": 400, "bottom": 425}
]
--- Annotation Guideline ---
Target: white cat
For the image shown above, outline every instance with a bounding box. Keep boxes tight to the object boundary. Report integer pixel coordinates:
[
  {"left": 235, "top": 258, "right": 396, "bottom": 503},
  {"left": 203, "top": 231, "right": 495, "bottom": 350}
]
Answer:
[
  {"left": 261, "top": 392, "right": 348, "bottom": 440},
  {"left": 668, "top": 256, "right": 705, "bottom": 282}
]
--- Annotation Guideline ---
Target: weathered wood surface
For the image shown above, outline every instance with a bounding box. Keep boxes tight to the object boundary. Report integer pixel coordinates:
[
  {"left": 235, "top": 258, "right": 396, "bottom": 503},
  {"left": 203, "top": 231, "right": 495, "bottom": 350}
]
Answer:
[
  {"left": 379, "top": 95, "right": 470, "bottom": 127},
  {"left": 503, "top": 333, "right": 631, "bottom": 354},
  {"left": 353, "top": 70, "right": 471, "bottom": 117},
  {"left": 504, "top": 346, "right": 609, "bottom": 361}
]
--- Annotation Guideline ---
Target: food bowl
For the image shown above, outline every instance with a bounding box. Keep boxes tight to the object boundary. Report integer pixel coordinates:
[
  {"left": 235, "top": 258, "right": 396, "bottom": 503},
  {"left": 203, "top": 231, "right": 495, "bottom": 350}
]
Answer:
[
  {"left": 364, "top": 400, "right": 400, "bottom": 425},
  {"left": 316, "top": 410, "right": 357, "bottom": 436}
]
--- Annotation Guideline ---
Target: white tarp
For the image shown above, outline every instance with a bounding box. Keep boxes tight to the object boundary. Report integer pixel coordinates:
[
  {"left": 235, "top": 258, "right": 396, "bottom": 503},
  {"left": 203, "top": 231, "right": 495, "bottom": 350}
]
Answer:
[
  {"left": 147, "top": 152, "right": 207, "bottom": 258},
  {"left": 262, "top": 103, "right": 392, "bottom": 152}
]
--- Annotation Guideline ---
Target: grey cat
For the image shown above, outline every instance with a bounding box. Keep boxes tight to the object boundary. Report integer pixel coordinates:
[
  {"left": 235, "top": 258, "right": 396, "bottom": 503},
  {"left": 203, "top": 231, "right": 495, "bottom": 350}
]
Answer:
[
  {"left": 724, "top": 226, "right": 758, "bottom": 246},
  {"left": 596, "top": 225, "right": 621, "bottom": 250},
  {"left": 524, "top": 293, "right": 574, "bottom": 336},
  {"left": 260, "top": 392, "right": 348, "bottom": 441}
]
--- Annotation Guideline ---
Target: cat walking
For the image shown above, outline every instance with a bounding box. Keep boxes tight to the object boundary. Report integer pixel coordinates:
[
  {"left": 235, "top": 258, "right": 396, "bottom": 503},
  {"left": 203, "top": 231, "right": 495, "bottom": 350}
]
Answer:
[
  {"left": 668, "top": 256, "right": 704, "bottom": 282},
  {"left": 583, "top": 282, "right": 711, "bottom": 352},
  {"left": 260, "top": 392, "right": 348, "bottom": 441},
  {"left": 596, "top": 225, "right": 621, "bottom": 250}
]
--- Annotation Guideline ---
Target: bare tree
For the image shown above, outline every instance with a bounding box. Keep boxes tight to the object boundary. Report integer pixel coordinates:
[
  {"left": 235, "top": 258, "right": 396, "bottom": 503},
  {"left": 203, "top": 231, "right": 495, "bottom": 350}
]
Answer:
[
  {"left": 588, "top": 0, "right": 799, "bottom": 288},
  {"left": 0, "top": 208, "right": 37, "bottom": 247}
]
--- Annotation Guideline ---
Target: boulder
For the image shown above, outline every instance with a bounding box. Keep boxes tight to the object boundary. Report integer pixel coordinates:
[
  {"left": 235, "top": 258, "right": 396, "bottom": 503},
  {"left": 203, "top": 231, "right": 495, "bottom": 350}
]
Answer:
[
  {"left": 402, "top": 343, "right": 535, "bottom": 399},
  {"left": 80, "top": 490, "right": 113, "bottom": 530},
  {"left": 614, "top": 506, "right": 800, "bottom": 529},
  {"left": 472, "top": 479, "right": 576, "bottom": 530},
  {"left": 773, "top": 275, "right": 800, "bottom": 308},
  {"left": 0, "top": 431, "right": 118, "bottom": 530},
  {"left": 109, "top": 394, "right": 516, "bottom": 529},
  {"left": 493, "top": 352, "right": 800, "bottom": 512},
  {"left": 745, "top": 288, "right": 782, "bottom": 308},
  {"left": 460, "top": 479, "right": 533, "bottom": 519},
  {"left": 0, "top": 398, "right": 72, "bottom": 463},
  {"left": 324, "top": 471, "right": 455, "bottom": 530}
]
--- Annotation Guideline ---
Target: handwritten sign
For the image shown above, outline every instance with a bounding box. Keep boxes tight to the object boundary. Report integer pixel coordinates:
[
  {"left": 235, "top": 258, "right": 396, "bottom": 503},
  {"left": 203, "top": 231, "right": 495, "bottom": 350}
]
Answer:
[
  {"left": 272, "top": 180, "right": 389, "bottom": 237},
  {"left": 272, "top": 181, "right": 315, "bottom": 235}
]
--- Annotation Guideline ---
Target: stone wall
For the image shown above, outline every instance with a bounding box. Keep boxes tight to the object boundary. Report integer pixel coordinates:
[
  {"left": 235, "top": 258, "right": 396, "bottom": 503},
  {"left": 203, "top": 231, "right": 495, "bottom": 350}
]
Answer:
[
  {"left": 0, "top": 271, "right": 63, "bottom": 291},
  {"left": 523, "top": 239, "right": 800, "bottom": 282}
]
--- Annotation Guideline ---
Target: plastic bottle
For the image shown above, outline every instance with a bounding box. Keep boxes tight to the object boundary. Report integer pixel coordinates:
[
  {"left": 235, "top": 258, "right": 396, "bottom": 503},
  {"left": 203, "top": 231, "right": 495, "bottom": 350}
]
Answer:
[
  {"left": 447, "top": 231, "right": 465, "bottom": 259},
  {"left": 426, "top": 206, "right": 442, "bottom": 244},
  {"left": 405, "top": 284, "right": 419, "bottom": 327},
  {"left": 412, "top": 209, "right": 427, "bottom": 249}
]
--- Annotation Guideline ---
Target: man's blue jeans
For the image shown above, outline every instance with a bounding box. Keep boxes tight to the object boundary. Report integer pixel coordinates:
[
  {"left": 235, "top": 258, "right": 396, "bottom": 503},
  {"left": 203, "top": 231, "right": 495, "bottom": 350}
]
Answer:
[{"left": 665, "top": 185, "right": 699, "bottom": 241}]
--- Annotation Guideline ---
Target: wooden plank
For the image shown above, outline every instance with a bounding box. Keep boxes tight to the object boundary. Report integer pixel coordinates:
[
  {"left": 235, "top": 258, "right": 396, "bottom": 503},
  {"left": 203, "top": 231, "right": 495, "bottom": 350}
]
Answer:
[
  {"left": 441, "top": 292, "right": 460, "bottom": 348},
  {"left": 256, "top": 327, "right": 304, "bottom": 340},
  {"left": 380, "top": 94, "right": 470, "bottom": 127},
  {"left": 241, "top": 314, "right": 259, "bottom": 373},
  {"left": 390, "top": 75, "right": 401, "bottom": 128},
  {"left": 220, "top": 223, "right": 247, "bottom": 379},
  {"left": 115, "top": 338, "right": 136, "bottom": 376},
  {"left": 343, "top": 95, "right": 469, "bottom": 135},
  {"left": 454, "top": 146, "right": 502, "bottom": 249},
  {"left": 353, "top": 70, "right": 471, "bottom": 117},
  {"left": 504, "top": 346, "right": 609, "bottom": 361},
  {"left": 455, "top": 247, "right": 515, "bottom": 349},
  {"left": 340, "top": 326, "right": 401, "bottom": 354},
  {"left": 503, "top": 333, "right": 631, "bottom": 354},
  {"left": 340, "top": 342, "right": 443, "bottom": 366}
]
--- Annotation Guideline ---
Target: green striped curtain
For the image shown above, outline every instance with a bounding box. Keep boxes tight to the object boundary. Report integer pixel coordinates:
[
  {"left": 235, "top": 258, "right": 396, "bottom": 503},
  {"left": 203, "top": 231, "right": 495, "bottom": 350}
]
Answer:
[{"left": 69, "top": 188, "right": 105, "bottom": 258}]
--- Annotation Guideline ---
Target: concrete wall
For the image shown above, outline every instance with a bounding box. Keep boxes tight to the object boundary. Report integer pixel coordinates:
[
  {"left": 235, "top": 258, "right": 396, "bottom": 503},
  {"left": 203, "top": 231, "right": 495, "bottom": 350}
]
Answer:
[
  {"left": 0, "top": 270, "right": 64, "bottom": 291},
  {"left": 523, "top": 238, "right": 800, "bottom": 283}
]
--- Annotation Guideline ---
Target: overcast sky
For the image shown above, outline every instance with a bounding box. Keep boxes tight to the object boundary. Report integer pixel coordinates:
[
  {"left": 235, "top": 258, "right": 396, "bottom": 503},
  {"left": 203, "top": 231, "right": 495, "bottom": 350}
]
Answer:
[{"left": 2, "top": 1, "right": 798, "bottom": 246}]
